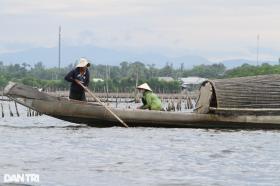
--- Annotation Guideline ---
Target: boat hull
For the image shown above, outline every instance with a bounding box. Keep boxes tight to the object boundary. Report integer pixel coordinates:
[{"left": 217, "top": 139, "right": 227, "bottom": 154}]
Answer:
[
  {"left": 4, "top": 81, "right": 280, "bottom": 129},
  {"left": 22, "top": 98, "right": 280, "bottom": 129}
]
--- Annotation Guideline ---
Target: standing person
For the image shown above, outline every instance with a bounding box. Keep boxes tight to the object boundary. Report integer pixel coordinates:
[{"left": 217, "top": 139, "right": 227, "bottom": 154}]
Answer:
[
  {"left": 64, "top": 58, "right": 90, "bottom": 101},
  {"left": 137, "top": 83, "right": 162, "bottom": 111}
]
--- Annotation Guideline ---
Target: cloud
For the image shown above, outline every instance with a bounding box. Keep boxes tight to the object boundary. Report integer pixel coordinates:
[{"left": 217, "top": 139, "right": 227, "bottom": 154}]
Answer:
[{"left": 0, "top": 0, "right": 280, "bottom": 61}]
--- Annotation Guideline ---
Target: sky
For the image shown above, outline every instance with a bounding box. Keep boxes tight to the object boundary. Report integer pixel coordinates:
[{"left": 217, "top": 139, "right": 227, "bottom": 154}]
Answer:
[{"left": 1, "top": 0, "right": 280, "bottom": 62}]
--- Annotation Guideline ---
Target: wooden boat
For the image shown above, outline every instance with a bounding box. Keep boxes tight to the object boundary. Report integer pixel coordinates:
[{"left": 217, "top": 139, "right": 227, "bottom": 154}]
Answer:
[{"left": 4, "top": 75, "right": 280, "bottom": 129}]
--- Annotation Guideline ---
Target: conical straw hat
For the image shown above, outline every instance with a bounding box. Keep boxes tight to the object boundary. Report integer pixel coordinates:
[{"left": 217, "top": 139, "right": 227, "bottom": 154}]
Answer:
[
  {"left": 76, "top": 58, "right": 90, "bottom": 68},
  {"left": 137, "top": 83, "right": 152, "bottom": 91}
]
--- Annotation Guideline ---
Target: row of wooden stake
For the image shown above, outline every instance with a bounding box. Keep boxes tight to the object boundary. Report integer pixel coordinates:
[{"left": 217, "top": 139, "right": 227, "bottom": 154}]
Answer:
[{"left": 0, "top": 101, "right": 41, "bottom": 118}]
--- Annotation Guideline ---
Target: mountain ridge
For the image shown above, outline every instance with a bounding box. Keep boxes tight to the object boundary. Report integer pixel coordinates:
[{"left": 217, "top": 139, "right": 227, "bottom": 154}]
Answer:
[{"left": 0, "top": 45, "right": 277, "bottom": 69}]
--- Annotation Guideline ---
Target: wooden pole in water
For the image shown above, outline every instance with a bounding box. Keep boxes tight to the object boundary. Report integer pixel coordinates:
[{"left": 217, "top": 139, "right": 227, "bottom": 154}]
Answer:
[
  {"left": 8, "top": 104, "right": 13, "bottom": 117},
  {"left": 115, "top": 88, "right": 119, "bottom": 108},
  {"left": 105, "top": 64, "right": 109, "bottom": 102},
  {"left": 188, "top": 96, "right": 193, "bottom": 109},
  {"left": 14, "top": 101, "right": 20, "bottom": 117},
  {"left": 27, "top": 108, "right": 32, "bottom": 117},
  {"left": 75, "top": 80, "right": 129, "bottom": 128},
  {"left": 1, "top": 103, "right": 4, "bottom": 118},
  {"left": 58, "top": 25, "right": 61, "bottom": 70}
]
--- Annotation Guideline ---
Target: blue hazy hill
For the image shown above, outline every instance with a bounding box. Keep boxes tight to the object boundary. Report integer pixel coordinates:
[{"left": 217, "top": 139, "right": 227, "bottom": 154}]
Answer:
[{"left": 0, "top": 45, "right": 277, "bottom": 69}]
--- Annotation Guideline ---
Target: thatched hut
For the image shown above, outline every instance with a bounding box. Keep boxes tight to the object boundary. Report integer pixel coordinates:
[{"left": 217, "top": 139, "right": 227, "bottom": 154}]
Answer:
[{"left": 195, "top": 75, "right": 280, "bottom": 114}]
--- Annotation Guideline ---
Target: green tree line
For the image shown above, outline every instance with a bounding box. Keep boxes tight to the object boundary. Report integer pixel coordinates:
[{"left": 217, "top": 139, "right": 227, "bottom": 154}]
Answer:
[{"left": 0, "top": 60, "right": 279, "bottom": 93}]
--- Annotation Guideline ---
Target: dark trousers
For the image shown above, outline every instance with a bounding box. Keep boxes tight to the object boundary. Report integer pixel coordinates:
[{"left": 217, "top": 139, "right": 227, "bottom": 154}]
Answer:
[{"left": 69, "top": 91, "right": 86, "bottom": 101}]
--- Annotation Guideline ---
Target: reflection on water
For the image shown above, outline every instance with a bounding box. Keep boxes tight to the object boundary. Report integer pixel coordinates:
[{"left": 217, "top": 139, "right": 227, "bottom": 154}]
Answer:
[{"left": 0, "top": 104, "right": 280, "bottom": 185}]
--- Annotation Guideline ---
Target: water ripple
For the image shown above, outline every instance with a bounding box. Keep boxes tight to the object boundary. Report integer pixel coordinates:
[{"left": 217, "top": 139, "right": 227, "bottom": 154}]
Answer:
[{"left": 0, "top": 104, "right": 279, "bottom": 185}]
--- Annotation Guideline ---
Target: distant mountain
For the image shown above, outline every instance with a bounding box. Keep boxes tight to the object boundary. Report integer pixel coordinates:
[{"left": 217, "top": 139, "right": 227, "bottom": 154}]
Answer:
[
  {"left": 172, "top": 55, "right": 212, "bottom": 67},
  {"left": 0, "top": 45, "right": 211, "bottom": 68},
  {"left": 0, "top": 45, "right": 277, "bottom": 69}
]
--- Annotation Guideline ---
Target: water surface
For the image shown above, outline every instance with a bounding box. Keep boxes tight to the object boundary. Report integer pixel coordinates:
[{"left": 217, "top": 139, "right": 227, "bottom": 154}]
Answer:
[{"left": 0, "top": 103, "right": 279, "bottom": 185}]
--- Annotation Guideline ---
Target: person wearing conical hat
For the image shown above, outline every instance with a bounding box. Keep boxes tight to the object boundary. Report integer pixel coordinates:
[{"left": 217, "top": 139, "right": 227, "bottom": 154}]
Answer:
[
  {"left": 65, "top": 58, "right": 91, "bottom": 101},
  {"left": 137, "top": 83, "right": 162, "bottom": 111}
]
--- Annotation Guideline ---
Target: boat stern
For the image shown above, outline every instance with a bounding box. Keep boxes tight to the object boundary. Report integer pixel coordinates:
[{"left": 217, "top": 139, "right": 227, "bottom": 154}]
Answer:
[{"left": 4, "top": 81, "right": 17, "bottom": 96}]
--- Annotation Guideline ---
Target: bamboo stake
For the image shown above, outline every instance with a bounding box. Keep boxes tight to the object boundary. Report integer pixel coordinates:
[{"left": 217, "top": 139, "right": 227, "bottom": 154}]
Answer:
[
  {"left": 8, "top": 104, "right": 13, "bottom": 117},
  {"left": 75, "top": 80, "right": 129, "bottom": 128},
  {"left": 14, "top": 101, "right": 20, "bottom": 117},
  {"left": 1, "top": 103, "right": 4, "bottom": 118}
]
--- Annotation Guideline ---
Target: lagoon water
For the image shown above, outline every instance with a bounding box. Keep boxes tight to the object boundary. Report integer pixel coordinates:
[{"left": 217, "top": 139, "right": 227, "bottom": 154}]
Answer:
[{"left": 0, "top": 103, "right": 280, "bottom": 186}]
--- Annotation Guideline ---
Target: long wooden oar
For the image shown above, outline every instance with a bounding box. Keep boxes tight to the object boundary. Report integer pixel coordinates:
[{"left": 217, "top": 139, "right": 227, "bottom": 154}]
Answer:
[{"left": 75, "top": 80, "right": 129, "bottom": 128}]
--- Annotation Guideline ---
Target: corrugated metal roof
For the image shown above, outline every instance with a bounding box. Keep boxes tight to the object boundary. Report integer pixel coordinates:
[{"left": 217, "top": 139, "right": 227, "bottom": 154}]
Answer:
[{"left": 179, "top": 77, "right": 206, "bottom": 86}]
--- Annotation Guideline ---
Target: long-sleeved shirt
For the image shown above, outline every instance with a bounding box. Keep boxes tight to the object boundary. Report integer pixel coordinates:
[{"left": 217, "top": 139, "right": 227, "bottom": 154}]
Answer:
[
  {"left": 64, "top": 68, "right": 90, "bottom": 93},
  {"left": 140, "top": 91, "right": 162, "bottom": 111}
]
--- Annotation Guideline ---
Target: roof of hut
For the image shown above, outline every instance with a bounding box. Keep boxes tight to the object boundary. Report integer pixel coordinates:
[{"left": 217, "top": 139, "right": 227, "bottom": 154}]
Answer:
[
  {"left": 195, "top": 75, "right": 280, "bottom": 113},
  {"left": 179, "top": 77, "right": 206, "bottom": 86}
]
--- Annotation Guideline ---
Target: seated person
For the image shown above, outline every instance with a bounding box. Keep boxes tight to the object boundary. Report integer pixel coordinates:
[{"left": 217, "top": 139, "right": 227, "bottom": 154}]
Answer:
[{"left": 137, "top": 83, "right": 162, "bottom": 111}]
